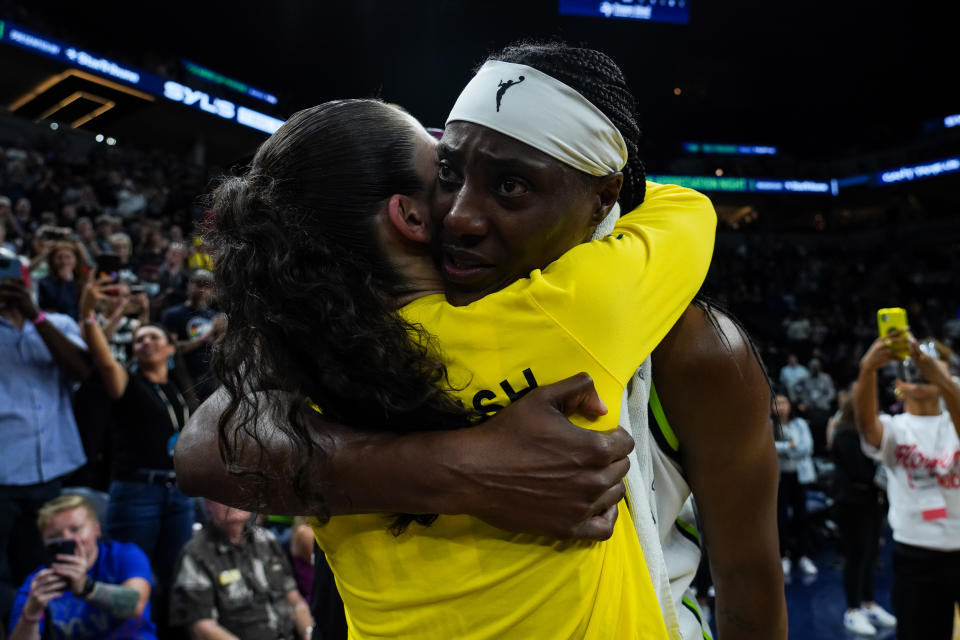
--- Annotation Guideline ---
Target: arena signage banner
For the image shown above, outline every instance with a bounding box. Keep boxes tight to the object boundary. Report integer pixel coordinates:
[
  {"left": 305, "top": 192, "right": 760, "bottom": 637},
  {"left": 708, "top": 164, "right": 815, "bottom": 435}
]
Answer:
[
  {"left": 183, "top": 59, "right": 278, "bottom": 105},
  {"left": 559, "top": 0, "right": 690, "bottom": 24},
  {"left": 683, "top": 142, "right": 778, "bottom": 155},
  {"left": 879, "top": 157, "right": 960, "bottom": 185},
  {"left": 0, "top": 20, "right": 284, "bottom": 135},
  {"left": 648, "top": 174, "right": 831, "bottom": 194}
]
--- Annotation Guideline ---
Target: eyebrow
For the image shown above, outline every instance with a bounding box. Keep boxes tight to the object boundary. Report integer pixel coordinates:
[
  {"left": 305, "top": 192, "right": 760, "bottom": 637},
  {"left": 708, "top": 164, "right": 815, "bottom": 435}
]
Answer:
[{"left": 438, "top": 142, "right": 548, "bottom": 172}]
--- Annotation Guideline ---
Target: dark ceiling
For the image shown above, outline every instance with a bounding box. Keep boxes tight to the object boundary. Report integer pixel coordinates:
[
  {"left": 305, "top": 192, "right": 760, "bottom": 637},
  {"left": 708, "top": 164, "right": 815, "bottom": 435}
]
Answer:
[{"left": 4, "top": 0, "right": 956, "bottom": 163}]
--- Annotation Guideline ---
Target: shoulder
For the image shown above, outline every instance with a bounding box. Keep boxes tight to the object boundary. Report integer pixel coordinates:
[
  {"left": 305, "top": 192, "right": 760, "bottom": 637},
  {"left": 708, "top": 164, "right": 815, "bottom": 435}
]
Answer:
[
  {"left": 105, "top": 540, "right": 153, "bottom": 578},
  {"left": 642, "top": 180, "right": 712, "bottom": 206},
  {"left": 161, "top": 304, "right": 186, "bottom": 320},
  {"left": 250, "top": 526, "right": 280, "bottom": 549},
  {"left": 654, "top": 304, "right": 766, "bottom": 392},
  {"left": 878, "top": 413, "right": 900, "bottom": 429},
  {"left": 652, "top": 304, "right": 770, "bottom": 441},
  {"left": 178, "top": 528, "right": 214, "bottom": 558},
  {"left": 46, "top": 312, "right": 80, "bottom": 333},
  {"left": 107, "top": 539, "right": 149, "bottom": 561}
]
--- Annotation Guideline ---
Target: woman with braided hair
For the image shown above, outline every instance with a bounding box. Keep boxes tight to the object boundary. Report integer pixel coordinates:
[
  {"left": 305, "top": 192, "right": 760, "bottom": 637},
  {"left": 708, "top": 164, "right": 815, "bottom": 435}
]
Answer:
[{"left": 442, "top": 41, "right": 786, "bottom": 639}]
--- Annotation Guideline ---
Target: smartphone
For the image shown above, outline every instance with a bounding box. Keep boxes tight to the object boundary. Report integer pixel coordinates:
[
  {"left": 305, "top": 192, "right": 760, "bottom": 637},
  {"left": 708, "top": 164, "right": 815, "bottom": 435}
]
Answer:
[
  {"left": 43, "top": 538, "right": 76, "bottom": 567},
  {"left": 877, "top": 307, "right": 909, "bottom": 360},
  {"left": 95, "top": 254, "right": 122, "bottom": 281}
]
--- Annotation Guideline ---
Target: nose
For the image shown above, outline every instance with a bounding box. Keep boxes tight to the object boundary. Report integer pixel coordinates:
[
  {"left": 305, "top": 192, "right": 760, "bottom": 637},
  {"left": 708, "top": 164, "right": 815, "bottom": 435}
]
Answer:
[{"left": 443, "top": 185, "right": 489, "bottom": 248}]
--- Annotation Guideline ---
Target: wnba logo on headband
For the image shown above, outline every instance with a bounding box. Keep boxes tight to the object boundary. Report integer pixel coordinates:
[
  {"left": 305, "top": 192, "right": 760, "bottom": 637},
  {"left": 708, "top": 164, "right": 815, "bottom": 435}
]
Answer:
[
  {"left": 496, "top": 75, "right": 525, "bottom": 112},
  {"left": 447, "top": 61, "right": 628, "bottom": 177}
]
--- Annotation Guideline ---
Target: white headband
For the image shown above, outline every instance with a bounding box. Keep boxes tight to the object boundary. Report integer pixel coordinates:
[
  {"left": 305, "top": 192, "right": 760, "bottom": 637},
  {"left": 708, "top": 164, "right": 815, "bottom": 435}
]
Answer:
[{"left": 445, "top": 61, "right": 628, "bottom": 177}]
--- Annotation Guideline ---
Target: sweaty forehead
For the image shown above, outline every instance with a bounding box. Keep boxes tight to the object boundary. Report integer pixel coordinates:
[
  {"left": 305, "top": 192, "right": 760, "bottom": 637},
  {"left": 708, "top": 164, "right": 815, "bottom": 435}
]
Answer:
[{"left": 439, "top": 122, "right": 565, "bottom": 173}]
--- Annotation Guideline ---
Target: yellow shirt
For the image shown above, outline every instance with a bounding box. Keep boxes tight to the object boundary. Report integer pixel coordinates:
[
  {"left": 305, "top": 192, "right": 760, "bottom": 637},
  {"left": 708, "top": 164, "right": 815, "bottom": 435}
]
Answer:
[{"left": 311, "top": 182, "right": 717, "bottom": 639}]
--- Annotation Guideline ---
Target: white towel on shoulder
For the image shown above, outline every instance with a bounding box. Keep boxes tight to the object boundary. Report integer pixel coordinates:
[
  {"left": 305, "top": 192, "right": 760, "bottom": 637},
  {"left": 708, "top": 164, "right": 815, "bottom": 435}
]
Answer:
[{"left": 593, "top": 206, "right": 682, "bottom": 639}]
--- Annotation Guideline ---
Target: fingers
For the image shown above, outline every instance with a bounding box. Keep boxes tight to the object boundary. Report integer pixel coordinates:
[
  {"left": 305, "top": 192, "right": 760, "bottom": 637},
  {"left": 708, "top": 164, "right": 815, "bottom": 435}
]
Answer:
[
  {"left": 590, "top": 473, "right": 627, "bottom": 514},
  {"left": 603, "top": 427, "right": 635, "bottom": 461},
  {"left": 540, "top": 373, "right": 608, "bottom": 419},
  {"left": 31, "top": 570, "right": 68, "bottom": 595},
  {"left": 570, "top": 504, "right": 620, "bottom": 541}
]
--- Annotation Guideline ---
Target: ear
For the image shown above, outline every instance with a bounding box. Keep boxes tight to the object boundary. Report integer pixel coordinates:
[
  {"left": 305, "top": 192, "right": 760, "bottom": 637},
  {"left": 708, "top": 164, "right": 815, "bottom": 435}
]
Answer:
[
  {"left": 592, "top": 172, "right": 624, "bottom": 223},
  {"left": 385, "top": 194, "right": 430, "bottom": 245}
]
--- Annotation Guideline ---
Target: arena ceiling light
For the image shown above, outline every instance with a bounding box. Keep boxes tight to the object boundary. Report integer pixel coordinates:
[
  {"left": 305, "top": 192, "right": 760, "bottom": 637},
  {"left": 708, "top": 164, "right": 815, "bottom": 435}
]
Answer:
[
  {"left": 37, "top": 91, "right": 116, "bottom": 128},
  {"left": 8, "top": 68, "right": 154, "bottom": 113}
]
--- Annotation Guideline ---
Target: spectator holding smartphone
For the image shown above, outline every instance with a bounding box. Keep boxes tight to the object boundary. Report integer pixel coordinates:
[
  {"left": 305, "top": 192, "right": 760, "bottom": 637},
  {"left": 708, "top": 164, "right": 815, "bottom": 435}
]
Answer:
[
  {"left": 8, "top": 495, "right": 156, "bottom": 639},
  {"left": 854, "top": 332, "right": 960, "bottom": 639},
  {"left": 0, "top": 275, "right": 90, "bottom": 622},
  {"left": 79, "top": 276, "right": 198, "bottom": 623}
]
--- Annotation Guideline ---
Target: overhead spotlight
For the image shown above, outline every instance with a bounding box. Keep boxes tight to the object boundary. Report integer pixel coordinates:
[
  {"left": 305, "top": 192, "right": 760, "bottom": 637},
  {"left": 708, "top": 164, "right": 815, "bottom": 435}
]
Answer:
[
  {"left": 50, "top": 122, "right": 59, "bottom": 130},
  {"left": 95, "top": 134, "right": 104, "bottom": 142},
  {"left": 715, "top": 168, "right": 724, "bottom": 176},
  {"left": 106, "top": 137, "right": 117, "bottom": 146},
  {"left": 673, "top": 87, "right": 682, "bottom": 96}
]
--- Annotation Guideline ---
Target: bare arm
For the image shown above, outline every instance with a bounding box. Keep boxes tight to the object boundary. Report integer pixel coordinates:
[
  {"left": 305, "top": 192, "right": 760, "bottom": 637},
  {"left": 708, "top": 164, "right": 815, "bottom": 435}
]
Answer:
[
  {"left": 653, "top": 306, "right": 787, "bottom": 640},
  {"left": 853, "top": 336, "right": 899, "bottom": 449},
  {"left": 189, "top": 619, "right": 240, "bottom": 640},
  {"left": 175, "top": 373, "right": 634, "bottom": 540},
  {"left": 910, "top": 338, "right": 960, "bottom": 438},
  {"left": 286, "top": 590, "right": 314, "bottom": 639},
  {"left": 79, "top": 278, "right": 129, "bottom": 399}
]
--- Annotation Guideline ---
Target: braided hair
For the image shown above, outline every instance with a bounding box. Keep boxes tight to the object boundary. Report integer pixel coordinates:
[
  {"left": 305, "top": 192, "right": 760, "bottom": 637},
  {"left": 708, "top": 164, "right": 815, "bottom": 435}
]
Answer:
[
  {"left": 485, "top": 41, "right": 647, "bottom": 210},
  {"left": 487, "top": 42, "right": 775, "bottom": 419}
]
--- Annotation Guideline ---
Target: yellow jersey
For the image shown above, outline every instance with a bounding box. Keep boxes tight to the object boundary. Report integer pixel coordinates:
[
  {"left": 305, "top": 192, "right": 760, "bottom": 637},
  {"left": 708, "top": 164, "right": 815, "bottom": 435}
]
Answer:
[{"left": 311, "top": 182, "right": 717, "bottom": 639}]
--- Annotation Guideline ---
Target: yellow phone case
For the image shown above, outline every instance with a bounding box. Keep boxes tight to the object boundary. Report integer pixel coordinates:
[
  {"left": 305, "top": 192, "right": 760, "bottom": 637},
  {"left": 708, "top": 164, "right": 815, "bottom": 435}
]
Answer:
[{"left": 877, "top": 307, "right": 909, "bottom": 359}]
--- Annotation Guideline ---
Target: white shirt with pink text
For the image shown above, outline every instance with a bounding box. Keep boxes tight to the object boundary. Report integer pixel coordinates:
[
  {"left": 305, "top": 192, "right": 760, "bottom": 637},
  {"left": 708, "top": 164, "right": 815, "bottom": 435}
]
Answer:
[{"left": 863, "top": 411, "right": 960, "bottom": 551}]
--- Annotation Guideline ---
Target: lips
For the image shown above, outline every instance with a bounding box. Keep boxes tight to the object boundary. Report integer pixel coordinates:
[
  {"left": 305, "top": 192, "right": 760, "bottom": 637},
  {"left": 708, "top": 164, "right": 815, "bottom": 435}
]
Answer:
[{"left": 441, "top": 247, "right": 495, "bottom": 283}]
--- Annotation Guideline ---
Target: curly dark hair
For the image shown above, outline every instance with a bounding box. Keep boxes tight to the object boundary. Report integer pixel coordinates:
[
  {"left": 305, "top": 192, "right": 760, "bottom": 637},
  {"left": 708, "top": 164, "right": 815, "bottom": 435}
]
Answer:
[
  {"left": 485, "top": 41, "right": 647, "bottom": 211},
  {"left": 207, "top": 100, "right": 471, "bottom": 525}
]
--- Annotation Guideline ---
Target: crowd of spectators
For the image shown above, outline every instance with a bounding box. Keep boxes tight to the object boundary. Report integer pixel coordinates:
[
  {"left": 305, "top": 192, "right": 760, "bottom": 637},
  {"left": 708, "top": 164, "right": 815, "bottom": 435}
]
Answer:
[{"left": 0, "top": 132, "right": 317, "bottom": 638}]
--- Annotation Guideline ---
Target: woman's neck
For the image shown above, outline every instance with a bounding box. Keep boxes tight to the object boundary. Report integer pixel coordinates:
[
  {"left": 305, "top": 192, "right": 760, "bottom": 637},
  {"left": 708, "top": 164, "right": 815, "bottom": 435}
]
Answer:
[
  {"left": 391, "top": 255, "right": 445, "bottom": 308},
  {"left": 905, "top": 398, "right": 941, "bottom": 416},
  {"left": 140, "top": 363, "right": 169, "bottom": 384}
]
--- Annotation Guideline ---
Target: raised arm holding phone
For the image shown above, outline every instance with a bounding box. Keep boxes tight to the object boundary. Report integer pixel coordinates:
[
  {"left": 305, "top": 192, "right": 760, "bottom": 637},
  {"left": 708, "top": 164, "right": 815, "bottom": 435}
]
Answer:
[
  {"left": 78, "top": 274, "right": 198, "bottom": 608},
  {"left": 852, "top": 312, "right": 960, "bottom": 640}
]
